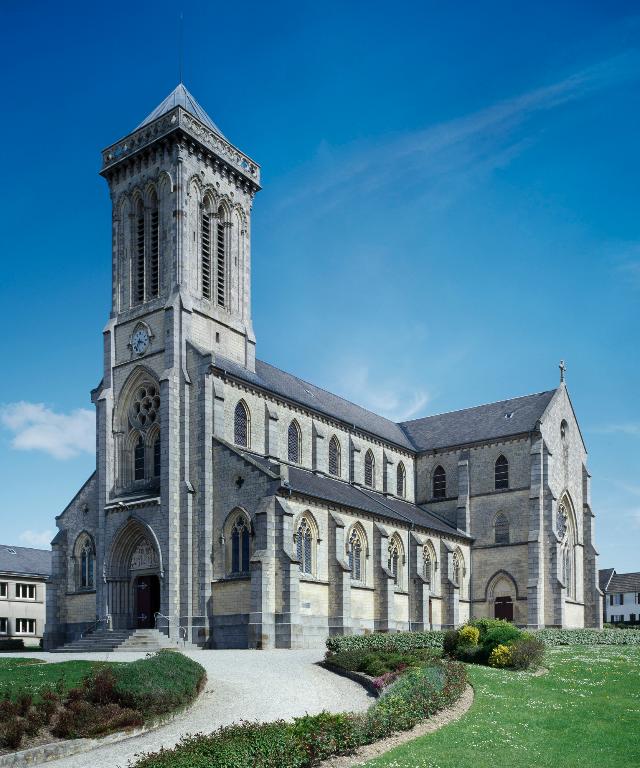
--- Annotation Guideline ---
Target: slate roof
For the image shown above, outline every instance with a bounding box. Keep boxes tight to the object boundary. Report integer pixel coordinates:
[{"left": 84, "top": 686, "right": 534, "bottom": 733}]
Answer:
[
  {"left": 136, "top": 83, "right": 225, "bottom": 137},
  {"left": 285, "top": 466, "right": 468, "bottom": 539},
  {"left": 214, "top": 356, "right": 415, "bottom": 450},
  {"left": 400, "top": 390, "right": 557, "bottom": 451},
  {"left": 607, "top": 572, "right": 640, "bottom": 593},
  {"left": 0, "top": 545, "right": 51, "bottom": 578},
  {"left": 599, "top": 568, "right": 615, "bottom": 592}
]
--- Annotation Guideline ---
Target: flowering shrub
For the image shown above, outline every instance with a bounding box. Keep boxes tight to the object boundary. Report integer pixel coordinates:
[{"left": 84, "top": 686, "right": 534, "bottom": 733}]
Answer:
[
  {"left": 488, "top": 644, "right": 512, "bottom": 668},
  {"left": 533, "top": 628, "right": 640, "bottom": 646},
  {"left": 458, "top": 625, "right": 480, "bottom": 646},
  {"left": 371, "top": 670, "right": 404, "bottom": 690}
]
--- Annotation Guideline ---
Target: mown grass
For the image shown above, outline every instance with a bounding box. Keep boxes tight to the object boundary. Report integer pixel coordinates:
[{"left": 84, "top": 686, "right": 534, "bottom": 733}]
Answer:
[
  {"left": 0, "top": 658, "right": 109, "bottom": 702},
  {"left": 364, "top": 645, "right": 640, "bottom": 768}
]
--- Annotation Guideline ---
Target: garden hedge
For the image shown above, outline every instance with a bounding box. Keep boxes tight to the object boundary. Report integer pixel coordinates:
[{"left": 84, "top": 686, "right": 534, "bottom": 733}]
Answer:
[
  {"left": 533, "top": 628, "right": 640, "bottom": 646},
  {"left": 326, "top": 627, "right": 640, "bottom": 655},
  {"left": 133, "top": 659, "right": 467, "bottom": 768},
  {"left": 326, "top": 630, "right": 445, "bottom": 654}
]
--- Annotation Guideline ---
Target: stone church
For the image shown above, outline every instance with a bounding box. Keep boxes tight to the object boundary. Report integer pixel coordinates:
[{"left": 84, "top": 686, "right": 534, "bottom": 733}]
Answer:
[{"left": 45, "top": 85, "right": 602, "bottom": 649}]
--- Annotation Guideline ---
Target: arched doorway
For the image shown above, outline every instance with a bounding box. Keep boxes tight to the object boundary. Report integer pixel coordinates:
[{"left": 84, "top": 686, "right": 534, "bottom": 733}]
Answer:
[
  {"left": 486, "top": 571, "right": 518, "bottom": 624},
  {"left": 135, "top": 574, "right": 160, "bottom": 628},
  {"left": 495, "top": 595, "right": 514, "bottom": 621},
  {"left": 104, "top": 518, "right": 163, "bottom": 630}
]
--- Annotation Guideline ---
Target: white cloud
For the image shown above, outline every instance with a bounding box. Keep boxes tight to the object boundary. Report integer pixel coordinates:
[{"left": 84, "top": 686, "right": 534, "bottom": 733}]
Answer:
[
  {"left": 19, "top": 529, "right": 54, "bottom": 548},
  {"left": 0, "top": 402, "right": 95, "bottom": 460},
  {"left": 276, "top": 51, "right": 640, "bottom": 217},
  {"left": 592, "top": 423, "right": 640, "bottom": 436},
  {"left": 329, "top": 362, "right": 430, "bottom": 422}
]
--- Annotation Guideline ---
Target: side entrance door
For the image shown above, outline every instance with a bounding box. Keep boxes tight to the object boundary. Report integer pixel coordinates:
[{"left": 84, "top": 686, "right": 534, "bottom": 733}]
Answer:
[{"left": 494, "top": 596, "right": 514, "bottom": 622}]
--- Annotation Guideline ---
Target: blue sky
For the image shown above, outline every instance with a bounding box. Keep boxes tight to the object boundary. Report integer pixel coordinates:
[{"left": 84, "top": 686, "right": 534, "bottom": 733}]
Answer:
[{"left": 0, "top": 1, "right": 638, "bottom": 571}]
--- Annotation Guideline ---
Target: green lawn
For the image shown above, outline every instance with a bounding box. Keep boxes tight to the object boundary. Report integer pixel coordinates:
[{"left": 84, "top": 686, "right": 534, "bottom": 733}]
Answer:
[
  {"left": 365, "top": 646, "right": 640, "bottom": 768},
  {"left": 0, "top": 657, "right": 112, "bottom": 701}
]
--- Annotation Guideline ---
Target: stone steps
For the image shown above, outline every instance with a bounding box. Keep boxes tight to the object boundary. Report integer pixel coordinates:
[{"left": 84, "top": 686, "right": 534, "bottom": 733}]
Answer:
[{"left": 52, "top": 628, "right": 197, "bottom": 653}]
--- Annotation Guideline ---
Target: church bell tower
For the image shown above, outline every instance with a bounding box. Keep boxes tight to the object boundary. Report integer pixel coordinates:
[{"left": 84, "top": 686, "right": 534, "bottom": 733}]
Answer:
[{"left": 100, "top": 83, "right": 261, "bottom": 369}]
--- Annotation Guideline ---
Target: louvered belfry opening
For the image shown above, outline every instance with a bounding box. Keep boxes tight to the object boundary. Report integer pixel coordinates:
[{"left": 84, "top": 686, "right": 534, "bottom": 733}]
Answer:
[
  {"left": 135, "top": 205, "right": 145, "bottom": 303},
  {"left": 288, "top": 420, "right": 300, "bottom": 463},
  {"left": 201, "top": 211, "right": 211, "bottom": 299},
  {"left": 149, "top": 198, "right": 159, "bottom": 298},
  {"left": 216, "top": 208, "right": 226, "bottom": 307},
  {"left": 329, "top": 436, "right": 340, "bottom": 476}
]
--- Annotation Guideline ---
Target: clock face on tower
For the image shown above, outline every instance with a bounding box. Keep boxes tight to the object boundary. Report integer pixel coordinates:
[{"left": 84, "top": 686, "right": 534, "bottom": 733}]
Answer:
[{"left": 131, "top": 328, "right": 150, "bottom": 355}]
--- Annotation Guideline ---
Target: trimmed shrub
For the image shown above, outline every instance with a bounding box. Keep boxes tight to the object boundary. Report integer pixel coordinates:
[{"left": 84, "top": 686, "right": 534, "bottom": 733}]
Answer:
[
  {"left": 326, "top": 630, "right": 445, "bottom": 655},
  {"left": 458, "top": 625, "right": 480, "bottom": 646},
  {"left": 482, "top": 623, "right": 521, "bottom": 653},
  {"left": 510, "top": 636, "right": 545, "bottom": 670},
  {"left": 0, "top": 639, "right": 25, "bottom": 652},
  {"left": 488, "top": 644, "right": 512, "bottom": 668},
  {"left": 533, "top": 628, "right": 640, "bottom": 646}
]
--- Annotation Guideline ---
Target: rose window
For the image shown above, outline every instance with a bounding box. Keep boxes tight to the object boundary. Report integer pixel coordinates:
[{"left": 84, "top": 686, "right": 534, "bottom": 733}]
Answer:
[{"left": 129, "top": 384, "right": 160, "bottom": 430}]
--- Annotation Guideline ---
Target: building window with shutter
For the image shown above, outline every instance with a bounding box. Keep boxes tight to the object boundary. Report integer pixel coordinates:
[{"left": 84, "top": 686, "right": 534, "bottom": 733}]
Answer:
[
  {"left": 135, "top": 200, "right": 145, "bottom": 303},
  {"left": 216, "top": 206, "right": 227, "bottom": 307},
  {"left": 201, "top": 209, "right": 212, "bottom": 299},
  {"left": 149, "top": 192, "right": 159, "bottom": 298}
]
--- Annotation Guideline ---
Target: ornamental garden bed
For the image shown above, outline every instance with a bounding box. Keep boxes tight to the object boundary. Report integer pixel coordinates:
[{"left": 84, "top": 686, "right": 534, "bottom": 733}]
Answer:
[
  {"left": 132, "top": 654, "right": 467, "bottom": 768},
  {"left": 0, "top": 651, "right": 206, "bottom": 754}
]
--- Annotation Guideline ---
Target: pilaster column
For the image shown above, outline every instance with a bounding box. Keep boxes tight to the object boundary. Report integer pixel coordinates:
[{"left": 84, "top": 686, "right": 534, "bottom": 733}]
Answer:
[
  {"left": 456, "top": 451, "right": 470, "bottom": 533},
  {"left": 374, "top": 523, "right": 395, "bottom": 631},
  {"left": 248, "top": 497, "right": 277, "bottom": 649},
  {"left": 328, "top": 512, "right": 352, "bottom": 636},
  {"left": 527, "top": 431, "right": 546, "bottom": 628}
]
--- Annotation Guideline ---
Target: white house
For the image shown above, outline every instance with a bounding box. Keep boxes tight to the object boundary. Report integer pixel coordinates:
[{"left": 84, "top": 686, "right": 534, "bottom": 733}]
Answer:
[{"left": 599, "top": 569, "right": 640, "bottom": 625}]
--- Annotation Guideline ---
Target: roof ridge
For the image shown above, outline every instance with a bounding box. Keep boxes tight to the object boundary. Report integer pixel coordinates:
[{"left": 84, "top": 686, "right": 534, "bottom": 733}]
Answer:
[
  {"left": 400, "top": 388, "right": 558, "bottom": 426},
  {"left": 0, "top": 544, "right": 51, "bottom": 553}
]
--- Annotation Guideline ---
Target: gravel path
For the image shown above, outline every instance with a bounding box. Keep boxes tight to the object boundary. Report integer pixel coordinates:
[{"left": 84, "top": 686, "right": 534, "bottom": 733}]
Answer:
[{"left": 20, "top": 649, "right": 373, "bottom": 768}]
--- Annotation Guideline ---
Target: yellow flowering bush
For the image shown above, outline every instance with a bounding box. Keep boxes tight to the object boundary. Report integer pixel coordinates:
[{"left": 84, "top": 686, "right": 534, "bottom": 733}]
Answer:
[
  {"left": 458, "top": 625, "right": 480, "bottom": 646},
  {"left": 488, "top": 644, "right": 512, "bottom": 668}
]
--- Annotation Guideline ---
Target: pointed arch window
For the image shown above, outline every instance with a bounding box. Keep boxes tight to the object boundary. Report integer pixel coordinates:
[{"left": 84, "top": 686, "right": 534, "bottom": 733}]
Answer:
[
  {"left": 495, "top": 455, "right": 509, "bottom": 489},
  {"left": 216, "top": 206, "right": 227, "bottom": 308},
  {"left": 134, "top": 436, "right": 145, "bottom": 481},
  {"left": 364, "top": 450, "right": 375, "bottom": 488},
  {"left": 388, "top": 536, "right": 402, "bottom": 586},
  {"left": 329, "top": 435, "right": 341, "bottom": 477},
  {"left": 201, "top": 205, "right": 212, "bottom": 300},
  {"left": 149, "top": 192, "right": 159, "bottom": 298},
  {"left": 153, "top": 433, "right": 161, "bottom": 478},
  {"left": 397, "top": 461, "right": 406, "bottom": 497},
  {"left": 558, "top": 498, "right": 576, "bottom": 599},
  {"left": 234, "top": 401, "right": 250, "bottom": 448},
  {"left": 76, "top": 534, "right": 96, "bottom": 590},
  {"left": 494, "top": 512, "right": 509, "bottom": 544},
  {"left": 288, "top": 420, "right": 301, "bottom": 464},
  {"left": 423, "top": 545, "right": 435, "bottom": 588},
  {"left": 452, "top": 549, "right": 465, "bottom": 592},
  {"left": 296, "top": 516, "right": 314, "bottom": 575},
  {"left": 230, "top": 515, "right": 251, "bottom": 574},
  {"left": 135, "top": 200, "right": 145, "bottom": 304},
  {"left": 433, "top": 465, "right": 446, "bottom": 499},
  {"left": 348, "top": 527, "right": 365, "bottom": 582}
]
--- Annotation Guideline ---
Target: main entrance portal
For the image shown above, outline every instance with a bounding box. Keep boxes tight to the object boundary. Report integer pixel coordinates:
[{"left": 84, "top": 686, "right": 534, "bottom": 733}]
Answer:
[{"left": 135, "top": 574, "right": 160, "bottom": 628}]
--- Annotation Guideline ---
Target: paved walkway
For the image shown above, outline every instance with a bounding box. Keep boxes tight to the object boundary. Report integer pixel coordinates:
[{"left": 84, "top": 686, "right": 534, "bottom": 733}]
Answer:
[{"left": 20, "top": 649, "right": 373, "bottom": 768}]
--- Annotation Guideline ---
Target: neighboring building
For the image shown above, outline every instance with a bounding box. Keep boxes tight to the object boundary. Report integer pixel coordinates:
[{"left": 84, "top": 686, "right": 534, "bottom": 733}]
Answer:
[
  {"left": 600, "top": 569, "right": 640, "bottom": 625},
  {"left": 0, "top": 545, "right": 51, "bottom": 644},
  {"left": 45, "top": 84, "right": 602, "bottom": 650}
]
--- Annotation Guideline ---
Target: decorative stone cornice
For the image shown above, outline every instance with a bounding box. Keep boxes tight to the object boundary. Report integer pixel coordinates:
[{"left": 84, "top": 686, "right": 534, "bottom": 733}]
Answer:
[{"left": 101, "top": 107, "right": 261, "bottom": 190}]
